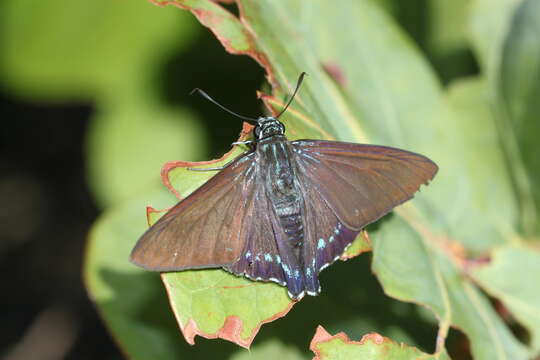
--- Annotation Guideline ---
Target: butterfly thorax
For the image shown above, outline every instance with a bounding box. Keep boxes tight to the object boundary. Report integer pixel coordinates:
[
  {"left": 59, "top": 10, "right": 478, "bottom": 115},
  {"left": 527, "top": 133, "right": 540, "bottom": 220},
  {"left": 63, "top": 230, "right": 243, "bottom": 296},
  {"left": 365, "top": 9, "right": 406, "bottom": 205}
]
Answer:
[{"left": 257, "top": 135, "right": 304, "bottom": 249}]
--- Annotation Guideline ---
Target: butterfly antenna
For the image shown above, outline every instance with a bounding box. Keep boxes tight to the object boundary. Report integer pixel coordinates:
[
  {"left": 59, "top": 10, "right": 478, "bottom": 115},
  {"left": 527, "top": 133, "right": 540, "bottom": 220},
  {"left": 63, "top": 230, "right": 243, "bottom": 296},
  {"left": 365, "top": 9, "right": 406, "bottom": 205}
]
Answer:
[
  {"left": 190, "top": 88, "right": 259, "bottom": 123},
  {"left": 276, "top": 72, "right": 307, "bottom": 119}
]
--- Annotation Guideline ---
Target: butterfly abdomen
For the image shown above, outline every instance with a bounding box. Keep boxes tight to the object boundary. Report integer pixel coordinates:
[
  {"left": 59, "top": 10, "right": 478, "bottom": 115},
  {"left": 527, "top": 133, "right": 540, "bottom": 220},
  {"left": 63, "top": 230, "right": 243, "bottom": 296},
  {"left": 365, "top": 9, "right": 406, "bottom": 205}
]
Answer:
[{"left": 280, "top": 213, "right": 304, "bottom": 247}]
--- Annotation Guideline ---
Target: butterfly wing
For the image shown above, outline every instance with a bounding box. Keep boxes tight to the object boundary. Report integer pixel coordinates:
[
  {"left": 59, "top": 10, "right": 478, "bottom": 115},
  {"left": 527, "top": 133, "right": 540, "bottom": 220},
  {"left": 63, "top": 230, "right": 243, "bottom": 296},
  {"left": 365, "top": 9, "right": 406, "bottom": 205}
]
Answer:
[
  {"left": 292, "top": 140, "right": 438, "bottom": 231},
  {"left": 130, "top": 152, "right": 258, "bottom": 271},
  {"left": 225, "top": 181, "right": 305, "bottom": 298},
  {"left": 291, "top": 140, "right": 438, "bottom": 295},
  {"left": 299, "top": 183, "right": 360, "bottom": 296},
  {"left": 130, "top": 149, "right": 301, "bottom": 296},
  {"left": 131, "top": 138, "right": 437, "bottom": 299}
]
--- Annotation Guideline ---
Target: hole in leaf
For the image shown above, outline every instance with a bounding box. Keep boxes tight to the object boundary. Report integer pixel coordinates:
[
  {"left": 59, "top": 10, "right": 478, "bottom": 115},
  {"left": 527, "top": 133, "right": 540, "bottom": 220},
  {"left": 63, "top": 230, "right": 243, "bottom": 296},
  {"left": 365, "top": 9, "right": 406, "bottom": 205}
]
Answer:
[
  {"left": 220, "top": 0, "right": 240, "bottom": 17},
  {"left": 446, "top": 327, "right": 473, "bottom": 360},
  {"left": 488, "top": 295, "right": 531, "bottom": 347}
]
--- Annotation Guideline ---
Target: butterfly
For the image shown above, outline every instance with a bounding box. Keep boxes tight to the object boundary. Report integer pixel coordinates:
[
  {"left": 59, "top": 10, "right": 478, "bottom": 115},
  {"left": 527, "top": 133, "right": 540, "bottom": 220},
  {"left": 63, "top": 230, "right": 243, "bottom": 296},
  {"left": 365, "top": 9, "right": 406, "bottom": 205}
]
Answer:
[{"left": 130, "top": 73, "right": 438, "bottom": 300}]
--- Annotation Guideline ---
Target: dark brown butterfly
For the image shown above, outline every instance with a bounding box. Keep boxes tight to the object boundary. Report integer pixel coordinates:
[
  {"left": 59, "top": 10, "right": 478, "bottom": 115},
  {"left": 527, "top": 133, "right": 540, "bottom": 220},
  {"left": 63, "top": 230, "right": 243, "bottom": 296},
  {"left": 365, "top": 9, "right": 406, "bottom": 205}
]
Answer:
[{"left": 130, "top": 73, "right": 438, "bottom": 300}]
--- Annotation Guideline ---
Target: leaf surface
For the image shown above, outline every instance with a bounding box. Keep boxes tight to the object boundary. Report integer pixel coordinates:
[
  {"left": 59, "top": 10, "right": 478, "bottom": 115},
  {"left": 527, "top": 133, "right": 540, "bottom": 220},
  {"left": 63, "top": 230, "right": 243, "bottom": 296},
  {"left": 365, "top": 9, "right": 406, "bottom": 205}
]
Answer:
[
  {"left": 182, "top": 0, "right": 538, "bottom": 357},
  {"left": 84, "top": 187, "right": 184, "bottom": 360},
  {"left": 309, "top": 325, "right": 450, "bottom": 360},
  {"left": 469, "top": 0, "right": 540, "bottom": 234},
  {"left": 82, "top": 0, "right": 540, "bottom": 357},
  {"left": 0, "top": 0, "right": 203, "bottom": 208},
  {"left": 472, "top": 245, "right": 540, "bottom": 353}
]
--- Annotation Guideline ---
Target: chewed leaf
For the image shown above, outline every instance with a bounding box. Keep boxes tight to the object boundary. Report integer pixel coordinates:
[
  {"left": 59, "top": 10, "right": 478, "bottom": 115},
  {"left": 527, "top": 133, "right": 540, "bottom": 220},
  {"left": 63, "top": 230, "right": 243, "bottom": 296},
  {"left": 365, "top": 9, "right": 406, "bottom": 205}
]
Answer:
[
  {"left": 84, "top": 186, "right": 186, "bottom": 360},
  {"left": 162, "top": 271, "right": 294, "bottom": 348},
  {"left": 230, "top": 339, "right": 305, "bottom": 360},
  {"left": 150, "top": 151, "right": 296, "bottom": 347},
  {"left": 471, "top": 245, "right": 540, "bottom": 354},
  {"left": 309, "top": 326, "right": 450, "bottom": 360},
  {"left": 340, "top": 230, "right": 371, "bottom": 260},
  {"left": 84, "top": 0, "right": 540, "bottom": 356},
  {"left": 160, "top": 122, "right": 253, "bottom": 199},
  {"left": 150, "top": 115, "right": 373, "bottom": 347},
  {"left": 146, "top": 206, "right": 170, "bottom": 226}
]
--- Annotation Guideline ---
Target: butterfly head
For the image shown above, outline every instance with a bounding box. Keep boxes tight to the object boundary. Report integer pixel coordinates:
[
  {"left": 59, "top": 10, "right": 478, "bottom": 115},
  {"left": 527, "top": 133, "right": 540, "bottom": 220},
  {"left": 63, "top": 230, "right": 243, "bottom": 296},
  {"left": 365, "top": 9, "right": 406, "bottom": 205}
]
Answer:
[{"left": 254, "top": 116, "right": 285, "bottom": 139}]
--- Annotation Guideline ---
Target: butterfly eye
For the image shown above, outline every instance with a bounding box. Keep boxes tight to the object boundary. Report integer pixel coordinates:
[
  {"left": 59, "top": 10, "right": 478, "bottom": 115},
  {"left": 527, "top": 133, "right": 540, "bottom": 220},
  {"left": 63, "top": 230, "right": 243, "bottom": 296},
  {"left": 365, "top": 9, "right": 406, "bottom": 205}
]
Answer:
[{"left": 254, "top": 126, "right": 261, "bottom": 138}]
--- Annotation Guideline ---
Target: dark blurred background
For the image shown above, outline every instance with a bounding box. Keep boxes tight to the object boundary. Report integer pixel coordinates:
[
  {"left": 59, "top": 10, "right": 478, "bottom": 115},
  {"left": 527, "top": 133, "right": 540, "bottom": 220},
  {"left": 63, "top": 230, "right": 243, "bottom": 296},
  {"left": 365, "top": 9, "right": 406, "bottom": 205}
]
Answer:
[
  {"left": 0, "top": 1, "right": 265, "bottom": 358},
  {"left": 0, "top": 0, "right": 478, "bottom": 359}
]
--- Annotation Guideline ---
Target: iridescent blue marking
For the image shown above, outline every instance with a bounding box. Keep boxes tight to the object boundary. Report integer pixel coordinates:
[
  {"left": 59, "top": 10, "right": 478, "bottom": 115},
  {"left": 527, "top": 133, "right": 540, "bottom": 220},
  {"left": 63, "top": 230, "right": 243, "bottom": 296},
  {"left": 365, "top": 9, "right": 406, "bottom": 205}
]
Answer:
[
  {"left": 245, "top": 251, "right": 252, "bottom": 259},
  {"left": 329, "top": 235, "right": 335, "bottom": 243},
  {"left": 255, "top": 254, "right": 261, "bottom": 261},
  {"left": 276, "top": 255, "right": 281, "bottom": 264},
  {"left": 317, "top": 238, "right": 326, "bottom": 249},
  {"left": 306, "top": 268, "right": 312, "bottom": 277},
  {"left": 264, "top": 253, "right": 273, "bottom": 262},
  {"left": 334, "top": 227, "right": 340, "bottom": 235},
  {"left": 282, "top": 263, "right": 291, "bottom": 276},
  {"left": 294, "top": 270, "right": 300, "bottom": 279}
]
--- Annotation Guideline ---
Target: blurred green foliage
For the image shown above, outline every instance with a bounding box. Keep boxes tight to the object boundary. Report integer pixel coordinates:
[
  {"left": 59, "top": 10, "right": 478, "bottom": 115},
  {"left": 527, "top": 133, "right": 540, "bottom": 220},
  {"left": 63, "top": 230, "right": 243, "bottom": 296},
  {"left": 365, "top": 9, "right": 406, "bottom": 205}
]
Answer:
[
  {"left": 2, "top": 0, "right": 540, "bottom": 359},
  {"left": 0, "top": 0, "right": 206, "bottom": 207}
]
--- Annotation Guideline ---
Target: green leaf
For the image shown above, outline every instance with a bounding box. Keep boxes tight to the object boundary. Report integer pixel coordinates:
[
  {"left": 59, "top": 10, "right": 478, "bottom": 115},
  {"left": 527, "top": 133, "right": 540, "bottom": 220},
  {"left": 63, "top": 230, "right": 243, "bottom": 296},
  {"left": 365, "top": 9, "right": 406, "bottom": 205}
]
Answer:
[
  {"left": 472, "top": 245, "right": 540, "bottom": 353},
  {"left": 423, "top": 77, "right": 518, "bottom": 253},
  {"left": 233, "top": 0, "right": 519, "bottom": 251},
  {"left": 309, "top": 326, "right": 450, "bottom": 360},
  {"left": 0, "top": 0, "right": 196, "bottom": 102},
  {"left": 374, "top": 215, "right": 530, "bottom": 360},
  {"left": 84, "top": 186, "right": 184, "bottom": 360},
  {"left": 468, "top": 0, "right": 521, "bottom": 75},
  {"left": 497, "top": 0, "right": 540, "bottom": 234},
  {"left": 341, "top": 231, "right": 372, "bottom": 260},
  {"left": 427, "top": 0, "right": 470, "bottom": 56},
  {"left": 86, "top": 104, "right": 207, "bottom": 207},
  {"left": 79, "top": 0, "right": 540, "bottom": 357},
  {"left": 373, "top": 78, "right": 532, "bottom": 360},
  {"left": 230, "top": 340, "right": 304, "bottom": 360},
  {"left": 469, "top": 0, "right": 540, "bottom": 234},
  {"left": 162, "top": 270, "right": 294, "bottom": 348},
  {"left": 0, "top": 0, "right": 205, "bottom": 210},
  {"left": 237, "top": 0, "right": 442, "bottom": 147},
  {"left": 425, "top": 0, "right": 473, "bottom": 83},
  {"left": 221, "top": 11, "right": 527, "bottom": 359},
  {"left": 127, "top": 0, "right": 538, "bottom": 356}
]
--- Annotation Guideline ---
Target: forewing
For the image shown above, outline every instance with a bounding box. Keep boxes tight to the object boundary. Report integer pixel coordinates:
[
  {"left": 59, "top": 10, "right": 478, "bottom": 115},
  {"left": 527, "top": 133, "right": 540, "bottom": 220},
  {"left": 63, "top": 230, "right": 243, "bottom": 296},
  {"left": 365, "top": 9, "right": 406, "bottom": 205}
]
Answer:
[
  {"left": 292, "top": 140, "right": 438, "bottom": 231},
  {"left": 130, "top": 152, "right": 257, "bottom": 271}
]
